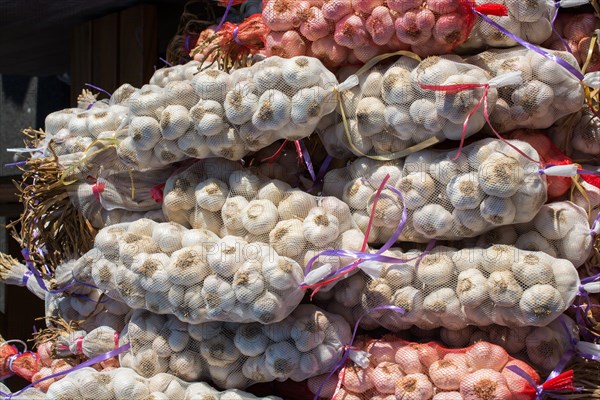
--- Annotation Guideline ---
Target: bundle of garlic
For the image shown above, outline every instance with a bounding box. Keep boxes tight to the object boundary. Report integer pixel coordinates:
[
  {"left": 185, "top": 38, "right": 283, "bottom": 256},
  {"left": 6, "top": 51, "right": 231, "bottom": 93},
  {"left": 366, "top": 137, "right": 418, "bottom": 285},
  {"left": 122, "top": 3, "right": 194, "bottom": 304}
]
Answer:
[
  {"left": 440, "top": 315, "right": 580, "bottom": 375},
  {"left": 542, "top": 11, "right": 600, "bottom": 72},
  {"left": 0, "top": 253, "right": 46, "bottom": 300},
  {"left": 315, "top": 243, "right": 581, "bottom": 330},
  {"left": 118, "top": 305, "right": 351, "bottom": 388},
  {"left": 262, "top": 0, "right": 483, "bottom": 67},
  {"left": 52, "top": 325, "right": 121, "bottom": 360},
  {"left": 85, "top": 218, "right": 310, "bottom": 324},
  {"left": 317, "top": 55, "right": 510, "bottom": 158},
  {"left": 464, "top": 201, "right": 593, "bottom": 268},
  {"left": 161, "top": 158, "right": 366, "bottom": 269},
  {"left": 322, "top": 138, "right": 547, "bottom": 244},
  {"left": 308, "top": 339, "right": 541, "bottom": 400},
  {"left": 115, "top": 55, "right": 338, "bottom": 166},
  {"left": 43, "top": 256, "right": 132, "bottom": 332},
  {"left": 7, "top": 367, "right": 283, "bottom": 400},
  {"left": 466, "top": 46, "right": 584, "bottom": 132},
  {"left": 456, "top": 0, "right": 555, "bottom": 52}
]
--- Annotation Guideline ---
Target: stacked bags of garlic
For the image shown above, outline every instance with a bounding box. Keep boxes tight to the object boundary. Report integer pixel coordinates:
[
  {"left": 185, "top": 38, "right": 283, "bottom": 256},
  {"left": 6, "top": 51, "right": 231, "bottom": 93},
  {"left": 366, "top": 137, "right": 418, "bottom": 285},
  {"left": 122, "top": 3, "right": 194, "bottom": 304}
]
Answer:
[
  {"left": 117, "top": 305, "right": 351, "bottom": 388},
  {"left": 262, "top": 0, "right": 485, "bottom": 67},
  {"left": 466, "top": 46, "right": 584, "bottom": 132},
  {"left": 315, "top": 243, "right": 581, "bottom": 331},
  {"left": 322, "top": 138, "right": 547, "bottom": 244},
  {"left": 318, "top": 55, "right": 509, "bottom": 158},
  {"left": 116, "top": 55, "right": 338, "bottom": 166},
  {"left": 6, "top": 367, "right": 283, "bottom": 400},
  {"left": 307, "top": 339, "right": 542, "bottom": 399}
]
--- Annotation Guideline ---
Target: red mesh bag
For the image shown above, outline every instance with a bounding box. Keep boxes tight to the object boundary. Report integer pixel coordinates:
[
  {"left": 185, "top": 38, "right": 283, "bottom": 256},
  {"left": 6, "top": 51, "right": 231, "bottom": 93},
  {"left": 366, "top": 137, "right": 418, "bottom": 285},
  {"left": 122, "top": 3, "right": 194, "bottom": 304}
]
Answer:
[
  {"left": 307, "top": 337, "right": 577, "bottom": 400},
  {"left": 261, "top": 0, "right": 507, "bottom": 68}
]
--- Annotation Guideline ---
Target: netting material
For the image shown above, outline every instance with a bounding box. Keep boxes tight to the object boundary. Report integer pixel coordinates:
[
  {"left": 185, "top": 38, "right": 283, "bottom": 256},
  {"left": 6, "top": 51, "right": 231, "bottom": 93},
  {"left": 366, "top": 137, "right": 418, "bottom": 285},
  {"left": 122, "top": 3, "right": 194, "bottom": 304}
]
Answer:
[
  {"left": 10, "top": 367, "right": 283, "bottom": 400},
  {"left": 115, "top": 56, "right": 338, "bottom": 166},
  {"left": 551, "top": 109, "right": 600, "bottom": 158},
  {"left": 261, "top": 0, "right": 479, "bottom": 67},
  {"left": 315, "top": 243, "right": 580, "bottom": 330},
  {"left": 463, "top": 201, "right": 593, "bottom": 268},
  {"left": 307, "top": 338, "right": 540, "bottom": 399},
  {"left": 456, "top": 0, "right": 554, "bottom": 52},
  {"left": 318, "top": 55, "right": 503, "bottom": 158},
  {"left": 118, "top": 305, "right": 351, "bottom": 388},
  {"left": 322, "top": 138, "right": 547, "bottom": 244},
  {"left": 466, "top": 46, "right": 584, "bottom": 133},
  {"left": 542, "top": 12, "right": 600, "bottom": 73}
]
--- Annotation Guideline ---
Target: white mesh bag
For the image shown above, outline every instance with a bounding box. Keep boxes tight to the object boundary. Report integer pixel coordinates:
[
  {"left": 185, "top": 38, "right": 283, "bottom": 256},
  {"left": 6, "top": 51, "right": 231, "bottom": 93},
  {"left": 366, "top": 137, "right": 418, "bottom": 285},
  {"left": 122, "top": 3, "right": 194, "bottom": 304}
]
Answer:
[
  {"left": 84, "top": 219, "right": 306, "bottom": 324},
  {"left": 551, "top": 108, "right": 600, "bottom": 158},
  {"left": 317, "top": 55, "right": 511, "bottom": 159},
  {"left": 456, "top": 0, "right": 555, "bottom": 52},
  {"left": 116, "top": 56, "right": 339, "bottom": 167},
  {"left": 466, "top": 46, "right": 585, "bottom": 132},
  {"left": 464, "top": 201, "right": 594, "bottom": 267},
  {"left": 322, "top": 138, "right": 547, "bottom": 244},
  {"left": 572, "top": 168, "right": 600, "bottom": 223},
  {"left": 314, "top": 243, "right": 581, "bottom": 330},
  {"left": 117, "top": 305, "right": 351, "bottom": 388},
  {"left": 9, "top": 367, "right": 283, "bottom": 400}
]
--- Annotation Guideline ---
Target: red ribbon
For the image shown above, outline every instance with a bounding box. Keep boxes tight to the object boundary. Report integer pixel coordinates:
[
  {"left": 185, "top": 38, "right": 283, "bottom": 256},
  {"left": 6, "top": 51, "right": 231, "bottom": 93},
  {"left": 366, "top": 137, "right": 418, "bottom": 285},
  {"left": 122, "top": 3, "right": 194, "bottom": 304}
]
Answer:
[
  {"left": 150, "top": 183, "right": 166, "bottom": 203},
  {"left": 91, "top": 182, "right": 105, "bottom": 200}
]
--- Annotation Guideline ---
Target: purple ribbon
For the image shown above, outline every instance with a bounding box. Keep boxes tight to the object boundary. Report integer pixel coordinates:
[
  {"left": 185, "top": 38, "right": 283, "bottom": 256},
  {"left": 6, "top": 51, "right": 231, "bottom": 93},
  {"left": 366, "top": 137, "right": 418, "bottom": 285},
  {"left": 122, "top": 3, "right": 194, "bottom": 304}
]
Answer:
[
  {"left": 83, "top": 83, "right": 113, "bottom": 98},
  {"left": 215, "top": 0, "right": 234, "bottom": 33},
  {"left": 507, "top": 365, "right": 544, "bottom": 399},
  {"left": 473, "top": 8, "right": 584, "bottom": 81},
  {"left": 308, "top": 155, "right": 333, "bottom": 194},
  {"left": 301, "top": 180, "right": 435, "bottom": 288},
  {"left": 21, "top": 270, "right": 32, "bottom": 286},
  {"left": 233, "top": 26, "right": 243, "bottom": 46},
  {"left": 550, "top": 1, "right": 574, "bottom": 55},
  {"left": 590, "top": 212, "right": 600, "bottom": 237},
  {"left": 159, "top": 57, "right": 173, "bottom": 67},
  {"left": 573, "top": 272, "right": 600, "bottom": 342},
  {"left": 4, "top": 161, "right": 26, "bottom": 167},
  {"left": 0, "top": 343, "right": 130, "bottom": 399},
  {"left": 312, "top": 305, "right": 406, "bottom": 400},
  {"left": 298, "top": 139, "right": 316, "bottom": 182}
]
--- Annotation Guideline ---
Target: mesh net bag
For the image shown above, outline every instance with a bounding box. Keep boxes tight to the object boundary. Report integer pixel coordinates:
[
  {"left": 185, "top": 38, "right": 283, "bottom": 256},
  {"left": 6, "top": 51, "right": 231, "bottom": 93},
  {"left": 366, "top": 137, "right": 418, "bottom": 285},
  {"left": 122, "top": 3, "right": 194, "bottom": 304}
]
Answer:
[
  {"left": 314, "top": 243, "right": 580, "bottom": 330},
  {"left": 439, "top": 315, "right": 580, "bottom": 376},
  {"left": 572, "top": 167, "right": 600, "bottom": 223},
  {"left": 307, "top": 338, "right": 542, "bottom": 399},
  {"left": 261, "top": 0, "right": 493, "bottom": 68},
  {"left": 463, "top": 200, "right": 593, "bottom": 268},
  {"left": 466, "top": 46, "right": 585, "bottom": 133},
  {"left": 115, "top": 55, "right": 338, "bottom": 167},
  {"left": 82, "top": 219, "right": 306, "bottom": 324},
  {"left": 316, "top": 55, "right": 518, "bottom": 159},
  {"left": 117, "top": 304, "right": 351, "bottom": 388},
  {"left": 542, "top": 11, "right": 600, "bottom": 72},
  {"left": 456, "top": 0, "right": 555, "bottom": 52},
  {"left": 551, "top": 108, "right": 600, "bottom": 158},
  {"left": 322, "top": 138, "right": 547, "bottom": 244},
  {"left": 9, "top": 367, "right": 283, "bottom": 400}
]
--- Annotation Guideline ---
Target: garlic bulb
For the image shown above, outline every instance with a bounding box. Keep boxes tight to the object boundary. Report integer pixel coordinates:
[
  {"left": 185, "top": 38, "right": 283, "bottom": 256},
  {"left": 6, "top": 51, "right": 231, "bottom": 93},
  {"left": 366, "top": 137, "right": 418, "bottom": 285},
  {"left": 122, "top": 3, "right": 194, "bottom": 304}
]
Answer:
[
  {"left": 195, "top": 178, "right": 228, "bottom": 212},
  {"left": 242, "top": 200, "right": 279, "bottom": 235},
  {"left": 487, "top": 271, "right": 523, "bottom": 307},
  {"left": 412, "top": 204, "right": 454, "bottom": 238},
  {"left": 519, "top": 284, "right": 565, "bottom": 325}
]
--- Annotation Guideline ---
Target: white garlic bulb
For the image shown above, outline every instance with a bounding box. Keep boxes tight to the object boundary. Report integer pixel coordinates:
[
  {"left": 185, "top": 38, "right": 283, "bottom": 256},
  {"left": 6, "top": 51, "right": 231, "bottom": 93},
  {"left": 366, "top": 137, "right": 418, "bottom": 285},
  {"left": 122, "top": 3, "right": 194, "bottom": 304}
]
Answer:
[
  {"left": 252, "top": 90, "right": 292, "bottom": 131},
  {"left": 224, "top": 82, "right": 259, "bottom": 125},
  {"left": 412, "top": 204, "right": 454, "bottom": 238},
  {"left": 281, "top": 56, "right": 322, "bottom": 89},
  {"left": 303, "top": 207, "right": 340, "bottom": 247},
  {"left": 241, "top": 199, "right": 279, "bottom": 235},
  {"left": 195, "top": 178, "right": 228, "bottom": 212}
]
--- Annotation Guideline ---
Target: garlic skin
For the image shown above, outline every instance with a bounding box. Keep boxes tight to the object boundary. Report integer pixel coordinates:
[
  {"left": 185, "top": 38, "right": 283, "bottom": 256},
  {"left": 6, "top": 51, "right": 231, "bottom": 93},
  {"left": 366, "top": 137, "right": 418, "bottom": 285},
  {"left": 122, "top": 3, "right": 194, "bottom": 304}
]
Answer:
[
  {"left": 278, "top": 190, "right": 318, "bottom": 220},
  {"left": 303, "top": 207, "right": 340, "bottom": 247},
  {"left": 241, "top": 199, "right": 279, "bottom": 235},
  {"left": 397, "top": 172, "right": 436, "bottom": 209},
  {"left": 412, "top": 204, "right": 454, "bottom": 238},
  {"left": 252, "top": 89, "right": 292, "bottom": 131},
  {"left": 394, "top": 373, "right": 434, "bottom": 400},
  {"left": 233, "top": 324, "right": 270, "bottom": 357},
  {"left": 369, "top": 362, "right": 405, "bottom": 394},
  {"left": 194, "top": 178, "right": 228, "bottom": 212},
  {"left": 456, "top": 269, "right": 489, "bottom": 307},
  {"left": 129, "top": 116, "right": 161, "bottom": 151},
  {"left": 429, "top": 354, "right": 469, "bottom": 391},
  {"left": 447, "top": 173, "right": 484, "bottom": 210},
  {"left": 281, "top": 56, "right": 322, "bottom": 89},
  {"left": 221, "top": 196, "right": 249, "bottom": 233},
  {"left": 224, "top": 82, "right": 259, "bottom": 125},
  {"left": 487, "top": 271, "right": 523, "bottom": 307},
  {"left": 479, "top": 196, "right": 516, "bottom": 226},
  {"left": 460, "top": 369, "right": 512, "bottom": 400},
  {"left": 269, "top": 219, "right": 307, "bottom": 258},
  {"left": 519, "top": 284, "right": 566, "bottom": 325},
  {"left": 416, "top": 254, "right": 455, "bottom": 288},
  {"left": 232, "top": 260, "right": 265, "bottom": 304},
  {"left": 511, "top": 252, "right": 554, "bottom": 287}
]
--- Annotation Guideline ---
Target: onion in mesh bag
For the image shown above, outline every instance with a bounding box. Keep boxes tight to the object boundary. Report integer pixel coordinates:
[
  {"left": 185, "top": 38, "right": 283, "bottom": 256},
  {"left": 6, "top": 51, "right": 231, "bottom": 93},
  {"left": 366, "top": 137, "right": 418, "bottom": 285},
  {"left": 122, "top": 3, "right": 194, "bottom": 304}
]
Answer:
[
  {"left": 308, "top": 337, "right": 542, "bottom": 399},
  {"left": 114, "top": 56, "right": 339, "bottom": 166},
  {"left": 466, "top": 46, "right": 584, "bottom": 133},
  {"left": 318, "top": 55, "right": 520, "bottom": 158},
  {"left": 322, "top": 138, "right": 547, "bottom": 244},
  {"left": 314, "top": 243, "right": 583, "bottom": 330},
  {"left": 11, "top": 367, "right": 283, "bottom": 399},
  {"left": 117, "top": 305, "right": 351, "bottom": 388}
]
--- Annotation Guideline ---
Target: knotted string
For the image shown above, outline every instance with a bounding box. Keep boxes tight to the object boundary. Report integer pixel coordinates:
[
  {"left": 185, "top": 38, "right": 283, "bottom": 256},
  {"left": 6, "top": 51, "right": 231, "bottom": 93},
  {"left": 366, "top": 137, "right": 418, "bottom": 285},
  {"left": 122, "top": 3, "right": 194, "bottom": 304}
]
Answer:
[
  {"left": 312, "top": 305, "right": 406, "bottom": 400},
  {"left": 508, "top": 365, "right": 576, "bottom": 400},
  {"left": 301, "top": 174, "right": 436, "bottom": 294},
  {"left": 150, "top": 182, "right": 166, "bottom": 203}
]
